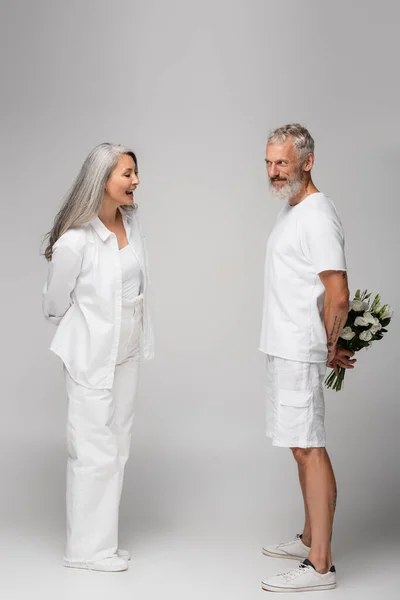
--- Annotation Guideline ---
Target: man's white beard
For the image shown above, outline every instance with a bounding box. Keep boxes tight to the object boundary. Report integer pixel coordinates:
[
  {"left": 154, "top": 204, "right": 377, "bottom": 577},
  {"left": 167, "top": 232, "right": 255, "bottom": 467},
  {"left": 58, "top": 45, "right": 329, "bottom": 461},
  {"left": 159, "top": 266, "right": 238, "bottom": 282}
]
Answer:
[{"left": 269, "top": 177, "right": 302, "bottom": 204}]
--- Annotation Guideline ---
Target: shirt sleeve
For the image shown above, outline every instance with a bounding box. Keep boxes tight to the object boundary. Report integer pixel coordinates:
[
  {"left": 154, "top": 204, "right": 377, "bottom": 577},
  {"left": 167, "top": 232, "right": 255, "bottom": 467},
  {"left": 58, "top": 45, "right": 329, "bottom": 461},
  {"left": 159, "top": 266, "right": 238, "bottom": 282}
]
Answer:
[
  {"left": 300, "top": 210, "right": 347, "bottom": 274},
  {"left": 42, "top": 236, "right": 84, "bottom": 325}
]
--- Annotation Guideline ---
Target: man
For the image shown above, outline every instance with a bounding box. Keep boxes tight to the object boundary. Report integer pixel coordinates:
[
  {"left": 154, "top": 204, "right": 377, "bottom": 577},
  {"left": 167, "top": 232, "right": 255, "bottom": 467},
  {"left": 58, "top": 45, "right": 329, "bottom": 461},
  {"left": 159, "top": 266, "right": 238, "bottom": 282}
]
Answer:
[{"left": 259, "top": 124, "right": 355, "bottom": 593}]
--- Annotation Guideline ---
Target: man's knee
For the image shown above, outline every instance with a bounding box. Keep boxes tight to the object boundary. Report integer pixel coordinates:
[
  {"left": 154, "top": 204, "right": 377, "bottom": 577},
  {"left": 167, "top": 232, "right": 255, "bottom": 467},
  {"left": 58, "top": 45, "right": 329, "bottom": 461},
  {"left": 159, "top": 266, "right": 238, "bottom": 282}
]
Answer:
[{"left": 291, "top": 446, "right": 326, "bottom": 464}]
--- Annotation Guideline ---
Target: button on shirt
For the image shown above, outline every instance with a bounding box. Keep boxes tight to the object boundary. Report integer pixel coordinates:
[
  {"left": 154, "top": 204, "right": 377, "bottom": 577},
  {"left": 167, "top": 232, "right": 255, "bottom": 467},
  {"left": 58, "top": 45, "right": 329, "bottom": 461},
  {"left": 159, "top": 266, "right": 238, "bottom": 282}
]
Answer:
[
  {"left": 43, "top": 208, "right": 155, "bottom": 389},
  {"left": 259, "top": 193, "right": 347, "bottom": 363}
]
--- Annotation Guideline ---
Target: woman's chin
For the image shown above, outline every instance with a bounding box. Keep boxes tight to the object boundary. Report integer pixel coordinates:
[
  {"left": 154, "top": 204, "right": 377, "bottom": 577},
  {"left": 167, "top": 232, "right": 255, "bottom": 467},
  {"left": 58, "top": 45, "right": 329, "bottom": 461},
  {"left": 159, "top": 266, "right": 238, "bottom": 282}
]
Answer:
[{"left": 120, "top": 197, "right": 134, "bottom": 206}]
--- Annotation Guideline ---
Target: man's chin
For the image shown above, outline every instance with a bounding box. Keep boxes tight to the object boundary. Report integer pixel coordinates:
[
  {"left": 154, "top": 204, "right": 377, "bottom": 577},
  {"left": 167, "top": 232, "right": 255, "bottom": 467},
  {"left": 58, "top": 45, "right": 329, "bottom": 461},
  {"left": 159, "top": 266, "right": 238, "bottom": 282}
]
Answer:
[
  {"left": 270, "top": 185, "right": 290, "bottom": 201},
  {"left": 270, "top": 180, "right": 302, "bottom": 203}
]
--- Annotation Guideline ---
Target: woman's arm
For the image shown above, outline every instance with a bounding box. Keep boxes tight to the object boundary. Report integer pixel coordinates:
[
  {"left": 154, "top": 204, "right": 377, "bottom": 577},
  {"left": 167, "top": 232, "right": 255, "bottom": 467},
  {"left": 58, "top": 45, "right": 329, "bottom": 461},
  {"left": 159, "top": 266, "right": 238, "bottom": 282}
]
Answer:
[{"left": 42, "top": 235, "right": 84, "bottom": 325}]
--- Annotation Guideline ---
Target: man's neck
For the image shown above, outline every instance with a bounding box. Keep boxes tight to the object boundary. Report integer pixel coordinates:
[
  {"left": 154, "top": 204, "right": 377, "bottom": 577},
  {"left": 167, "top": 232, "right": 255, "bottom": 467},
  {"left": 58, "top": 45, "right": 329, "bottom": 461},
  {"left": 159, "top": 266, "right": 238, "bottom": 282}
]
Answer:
[{"left": 289, "top": 178, "right": 319, "bottom": 206}]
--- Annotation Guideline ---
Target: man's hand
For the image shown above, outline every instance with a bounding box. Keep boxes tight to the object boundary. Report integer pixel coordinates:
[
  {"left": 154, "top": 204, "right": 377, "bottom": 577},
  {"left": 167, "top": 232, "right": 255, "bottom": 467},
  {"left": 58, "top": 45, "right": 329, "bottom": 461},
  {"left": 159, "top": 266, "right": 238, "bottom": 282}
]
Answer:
[{"left": 327, "top": 346, "right": 356, "bottom": 376}]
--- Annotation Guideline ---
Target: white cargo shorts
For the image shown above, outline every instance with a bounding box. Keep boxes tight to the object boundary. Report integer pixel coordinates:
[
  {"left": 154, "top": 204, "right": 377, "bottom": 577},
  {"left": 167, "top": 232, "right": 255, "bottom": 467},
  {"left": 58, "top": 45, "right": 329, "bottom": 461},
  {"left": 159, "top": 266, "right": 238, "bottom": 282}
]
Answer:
[{"left": 265, "top": 355, "right": 327, "bottom": 448}]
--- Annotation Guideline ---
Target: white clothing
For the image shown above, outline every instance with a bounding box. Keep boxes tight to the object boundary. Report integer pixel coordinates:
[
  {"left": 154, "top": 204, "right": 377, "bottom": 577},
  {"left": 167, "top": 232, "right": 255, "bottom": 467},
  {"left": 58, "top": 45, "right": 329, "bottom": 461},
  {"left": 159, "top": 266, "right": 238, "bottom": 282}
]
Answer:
[
  {"left": 43, "top": 208, "right": 154, "bottom": 389},
  {"left": 265, "top": 355, "right": 326, "bottom": 448},
  {"left": 65, "top": 295, "right": 142, "bottom": 562},
  {"left": 120, "top": 244, "right": 142, "bottom": 301},
  {"left": 259, "top": 193, "right": 346, "bottom": 363}
]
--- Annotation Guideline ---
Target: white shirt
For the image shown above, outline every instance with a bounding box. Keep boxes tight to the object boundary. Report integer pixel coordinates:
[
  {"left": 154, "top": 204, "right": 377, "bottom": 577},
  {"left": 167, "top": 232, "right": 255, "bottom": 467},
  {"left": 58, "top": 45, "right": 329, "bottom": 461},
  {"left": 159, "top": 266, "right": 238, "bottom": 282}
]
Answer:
[
  {"left": 43, "top": 208, "right": 155, "bottom": 389},
  {"left": 259, "top": 193, "right": 347, "bottom": 363},
  {"left": 120, "top": 244, "right": 142, "bottom": 301}
]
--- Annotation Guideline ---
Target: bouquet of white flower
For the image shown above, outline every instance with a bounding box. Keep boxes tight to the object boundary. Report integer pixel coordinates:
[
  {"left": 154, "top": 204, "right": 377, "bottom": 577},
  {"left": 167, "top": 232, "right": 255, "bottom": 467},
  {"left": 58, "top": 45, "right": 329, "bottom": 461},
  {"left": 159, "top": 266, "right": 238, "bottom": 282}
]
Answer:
[{"left": 324, "top": 289, "right": 393, "bottom": 391}]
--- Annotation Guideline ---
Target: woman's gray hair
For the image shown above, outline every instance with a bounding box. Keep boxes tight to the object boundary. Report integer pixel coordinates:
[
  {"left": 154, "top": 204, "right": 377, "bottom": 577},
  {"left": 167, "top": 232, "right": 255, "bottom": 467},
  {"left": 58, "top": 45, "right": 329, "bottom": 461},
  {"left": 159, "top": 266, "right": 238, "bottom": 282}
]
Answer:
[
  {"left": 267, "top": 123, "right": 315, "bottom": 163},
  {"left": 43, "top": 142, "right": 138, "bottom": 261}
]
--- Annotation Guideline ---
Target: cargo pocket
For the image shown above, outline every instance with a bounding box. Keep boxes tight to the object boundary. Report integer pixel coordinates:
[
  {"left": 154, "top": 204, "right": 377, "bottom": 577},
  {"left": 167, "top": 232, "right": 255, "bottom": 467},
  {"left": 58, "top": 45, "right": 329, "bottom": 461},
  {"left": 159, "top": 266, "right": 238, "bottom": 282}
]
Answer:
[{"left": 277, "top": 389, "right": 312, "bottom": 434}]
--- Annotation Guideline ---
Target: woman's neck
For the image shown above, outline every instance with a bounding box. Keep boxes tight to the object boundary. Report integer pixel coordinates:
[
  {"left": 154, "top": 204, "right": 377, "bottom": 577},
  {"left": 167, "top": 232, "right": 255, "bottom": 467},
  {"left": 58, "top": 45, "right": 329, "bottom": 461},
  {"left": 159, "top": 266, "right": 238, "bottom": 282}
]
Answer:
[{"left": 98, "top": 203, "right": 120, "bottom": 227}]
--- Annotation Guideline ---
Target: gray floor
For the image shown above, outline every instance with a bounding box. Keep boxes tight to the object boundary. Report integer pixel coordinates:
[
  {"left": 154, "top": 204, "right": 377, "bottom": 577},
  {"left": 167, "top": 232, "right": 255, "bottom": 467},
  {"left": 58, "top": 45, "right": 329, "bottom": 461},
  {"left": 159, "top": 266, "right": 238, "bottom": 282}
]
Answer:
[
  {"left": 1, "top": 419, "right": 398, "bottom": 599},
  {"left": 2, "top": 533, "right": 398, "bottom": 600}
]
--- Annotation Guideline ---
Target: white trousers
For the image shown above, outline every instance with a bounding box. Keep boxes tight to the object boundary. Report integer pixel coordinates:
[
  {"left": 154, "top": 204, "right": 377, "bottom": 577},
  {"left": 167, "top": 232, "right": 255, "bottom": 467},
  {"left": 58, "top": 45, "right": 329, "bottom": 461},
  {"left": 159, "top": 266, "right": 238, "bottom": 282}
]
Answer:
[{"left": 64, "top": 296, "right": 142, "bottom": 562}]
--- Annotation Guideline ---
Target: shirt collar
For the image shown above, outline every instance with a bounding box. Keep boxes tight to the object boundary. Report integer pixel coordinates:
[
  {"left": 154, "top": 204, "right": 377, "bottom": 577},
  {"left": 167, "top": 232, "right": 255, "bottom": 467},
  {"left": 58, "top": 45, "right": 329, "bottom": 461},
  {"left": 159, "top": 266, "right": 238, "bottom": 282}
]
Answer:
[
  {"left": 90, "top": 217, "right": 112, "bottom": 241},
  {"left": 90, "top": 208, "right": 132, "bottom": 242}
]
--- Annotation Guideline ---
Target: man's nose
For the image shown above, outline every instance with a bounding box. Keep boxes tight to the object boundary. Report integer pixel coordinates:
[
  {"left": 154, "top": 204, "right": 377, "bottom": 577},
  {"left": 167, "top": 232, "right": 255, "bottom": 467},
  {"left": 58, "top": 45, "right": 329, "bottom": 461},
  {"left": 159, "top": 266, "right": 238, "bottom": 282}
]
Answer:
[{"left": 269, "top": 163, "right": 279, "bottom": 178}]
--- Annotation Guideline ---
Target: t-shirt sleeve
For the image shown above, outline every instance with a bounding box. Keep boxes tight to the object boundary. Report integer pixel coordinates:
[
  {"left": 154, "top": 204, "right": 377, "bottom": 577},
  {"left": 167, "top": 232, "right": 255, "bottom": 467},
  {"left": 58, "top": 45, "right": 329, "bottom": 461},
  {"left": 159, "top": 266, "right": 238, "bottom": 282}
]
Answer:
[{"left": 300, "top": 210, "right": 347, "bottom": 274}]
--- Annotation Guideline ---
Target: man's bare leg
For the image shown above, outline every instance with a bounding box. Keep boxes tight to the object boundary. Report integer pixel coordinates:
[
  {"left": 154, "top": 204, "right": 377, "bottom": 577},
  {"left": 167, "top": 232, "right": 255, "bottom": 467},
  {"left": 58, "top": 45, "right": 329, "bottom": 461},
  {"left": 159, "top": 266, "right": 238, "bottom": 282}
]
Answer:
[
  {"left": 292, "top": 447, "right": 337, "bottom": 573},
  {"left": 298, "top": 462, "right": 312, "bottom": 547}
]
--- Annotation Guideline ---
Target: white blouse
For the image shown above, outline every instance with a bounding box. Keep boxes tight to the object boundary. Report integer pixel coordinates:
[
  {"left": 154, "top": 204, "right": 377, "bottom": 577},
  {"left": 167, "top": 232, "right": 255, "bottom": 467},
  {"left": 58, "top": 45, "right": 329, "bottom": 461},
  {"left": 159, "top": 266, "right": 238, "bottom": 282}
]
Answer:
[{"left": 42, "top": 208, "right": 154, "bottom": 389}]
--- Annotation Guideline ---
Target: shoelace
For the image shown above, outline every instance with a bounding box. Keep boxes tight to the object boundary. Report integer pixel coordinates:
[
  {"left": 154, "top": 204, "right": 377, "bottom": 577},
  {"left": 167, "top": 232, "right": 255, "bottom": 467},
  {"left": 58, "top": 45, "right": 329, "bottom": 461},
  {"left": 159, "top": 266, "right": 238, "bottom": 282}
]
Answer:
[
  {"left": 279, "top": 534, "right": 302, "bottom": 548},
  {"left": 281, "top": 564, "right": 310, "bottom": 581}
]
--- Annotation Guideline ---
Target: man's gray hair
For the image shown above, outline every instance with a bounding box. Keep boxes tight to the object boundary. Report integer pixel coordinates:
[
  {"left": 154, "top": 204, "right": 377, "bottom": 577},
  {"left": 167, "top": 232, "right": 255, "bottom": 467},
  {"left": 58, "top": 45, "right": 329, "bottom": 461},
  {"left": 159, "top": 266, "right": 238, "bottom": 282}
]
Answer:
[{"left": 268, "top": 123, "right": 315, "bottom": 162}]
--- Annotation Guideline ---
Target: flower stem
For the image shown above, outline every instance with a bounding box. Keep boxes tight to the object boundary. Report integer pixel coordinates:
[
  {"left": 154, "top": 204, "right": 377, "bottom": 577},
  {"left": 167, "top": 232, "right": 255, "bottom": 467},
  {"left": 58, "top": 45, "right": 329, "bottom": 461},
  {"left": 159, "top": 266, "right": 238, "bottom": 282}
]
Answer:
[{"left": 324, "top": 367, "right": 346, "bottom": 391}]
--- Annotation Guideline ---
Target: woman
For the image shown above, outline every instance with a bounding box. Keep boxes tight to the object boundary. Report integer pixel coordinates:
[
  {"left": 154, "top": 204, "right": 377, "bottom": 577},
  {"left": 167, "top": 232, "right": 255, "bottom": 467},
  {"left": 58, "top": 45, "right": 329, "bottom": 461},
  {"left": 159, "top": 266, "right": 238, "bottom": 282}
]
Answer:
[{"left": 43, "top": 143, "right": 154, "bottom": 572}]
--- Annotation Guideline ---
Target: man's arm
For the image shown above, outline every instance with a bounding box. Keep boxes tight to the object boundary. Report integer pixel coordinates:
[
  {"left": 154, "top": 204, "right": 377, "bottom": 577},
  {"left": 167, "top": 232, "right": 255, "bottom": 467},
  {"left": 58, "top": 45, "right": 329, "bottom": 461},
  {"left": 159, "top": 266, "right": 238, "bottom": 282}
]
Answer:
[{"left": 319, "top": 270, "right": 351, "bottom": 368}]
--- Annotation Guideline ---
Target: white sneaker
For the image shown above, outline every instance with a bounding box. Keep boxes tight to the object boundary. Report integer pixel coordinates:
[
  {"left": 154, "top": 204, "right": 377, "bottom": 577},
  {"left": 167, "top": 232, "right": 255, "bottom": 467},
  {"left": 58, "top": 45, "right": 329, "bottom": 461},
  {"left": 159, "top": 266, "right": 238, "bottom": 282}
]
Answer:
[
  {"left": 262, "top": 559, "right": 336, "bottom": 593},
  {"left": 117, "top": 549, "right": 131, "bottom": 560},
  {"left": 262, "top": 534, "right": 310, "bottom": 560},
  {"left": 64, "top": 556, "right": 129, "bottom": 572}
]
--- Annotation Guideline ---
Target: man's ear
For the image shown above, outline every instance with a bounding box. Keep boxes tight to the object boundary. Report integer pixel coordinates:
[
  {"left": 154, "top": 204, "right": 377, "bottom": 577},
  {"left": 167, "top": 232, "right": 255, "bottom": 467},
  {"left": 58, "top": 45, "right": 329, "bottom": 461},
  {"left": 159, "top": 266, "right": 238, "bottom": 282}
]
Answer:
[{"left": 302, "top": 152, "right": 314, "bottom": 173}]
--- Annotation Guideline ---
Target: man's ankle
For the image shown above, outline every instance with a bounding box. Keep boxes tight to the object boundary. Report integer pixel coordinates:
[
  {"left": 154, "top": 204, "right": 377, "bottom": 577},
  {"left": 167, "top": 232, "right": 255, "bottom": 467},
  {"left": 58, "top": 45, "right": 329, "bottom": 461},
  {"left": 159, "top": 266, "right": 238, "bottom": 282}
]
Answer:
[
  {"left": 307, "top": 553, "right": 332, "bottom": 574},
  {"left": 300, "top": 533, "right": 311, "bottom": 547}
]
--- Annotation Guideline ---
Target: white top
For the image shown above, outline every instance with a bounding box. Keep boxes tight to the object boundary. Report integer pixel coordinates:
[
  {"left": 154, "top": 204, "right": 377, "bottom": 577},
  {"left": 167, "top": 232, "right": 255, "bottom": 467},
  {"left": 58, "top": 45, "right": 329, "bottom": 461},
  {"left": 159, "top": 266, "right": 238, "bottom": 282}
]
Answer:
[
  {"left": 120, "top": 244, "right": 142, "bottom": 301},
  {"left": 259, "top": 193, "right": 347, "bottom": 363},
  {"left": 43, "top": 209, "right": 154, "bottom": 389}
]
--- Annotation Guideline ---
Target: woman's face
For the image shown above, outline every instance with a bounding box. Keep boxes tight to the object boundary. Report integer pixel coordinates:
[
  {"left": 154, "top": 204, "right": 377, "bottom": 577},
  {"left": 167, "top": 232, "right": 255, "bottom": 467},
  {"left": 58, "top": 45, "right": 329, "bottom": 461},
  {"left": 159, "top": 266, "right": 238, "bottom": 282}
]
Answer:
[{"left": 104, "top": 154, "right": 139, "bottom": 207}]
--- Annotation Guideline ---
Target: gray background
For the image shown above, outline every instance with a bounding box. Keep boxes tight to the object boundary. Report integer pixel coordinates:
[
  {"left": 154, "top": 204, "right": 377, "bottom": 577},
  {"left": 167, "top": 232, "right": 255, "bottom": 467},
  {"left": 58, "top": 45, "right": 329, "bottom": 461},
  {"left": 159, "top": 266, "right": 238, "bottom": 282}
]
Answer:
[{"left": 1, "top": 0, "right": 399, "bottom": 598}]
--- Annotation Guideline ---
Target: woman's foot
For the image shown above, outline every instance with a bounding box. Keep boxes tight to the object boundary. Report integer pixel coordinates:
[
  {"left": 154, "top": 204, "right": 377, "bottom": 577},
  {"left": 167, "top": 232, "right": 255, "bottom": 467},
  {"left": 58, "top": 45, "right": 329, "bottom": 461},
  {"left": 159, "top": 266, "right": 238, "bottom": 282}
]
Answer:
[{"left": 64, "top": 556, "right": 129, "bottom": 572}]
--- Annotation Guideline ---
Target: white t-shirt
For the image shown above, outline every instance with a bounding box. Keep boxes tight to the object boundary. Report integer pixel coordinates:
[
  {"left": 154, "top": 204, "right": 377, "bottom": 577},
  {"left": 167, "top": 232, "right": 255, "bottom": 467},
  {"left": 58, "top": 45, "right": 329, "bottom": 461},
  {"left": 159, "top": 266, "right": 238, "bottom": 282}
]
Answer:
[
  {"left": 120, "top": 244, "right": 143, "bottom": 301},
  {"left": 259, "top": 193, "right": 347, "bottom": 363}
]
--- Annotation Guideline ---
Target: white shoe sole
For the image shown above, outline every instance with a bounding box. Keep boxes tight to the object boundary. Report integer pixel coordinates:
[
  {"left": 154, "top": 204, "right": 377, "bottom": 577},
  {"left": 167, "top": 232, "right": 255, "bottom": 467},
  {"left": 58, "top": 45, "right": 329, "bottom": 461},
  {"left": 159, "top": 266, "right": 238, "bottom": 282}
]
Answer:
[
  {"left": 262, "top": 548, "right": 308, "bottom": 561},
  {"left": 64, "top": 560, "right": 128, "bottom": 572},
  {"left": 262, "top": 582, "right": 336, "bottom": 592}
]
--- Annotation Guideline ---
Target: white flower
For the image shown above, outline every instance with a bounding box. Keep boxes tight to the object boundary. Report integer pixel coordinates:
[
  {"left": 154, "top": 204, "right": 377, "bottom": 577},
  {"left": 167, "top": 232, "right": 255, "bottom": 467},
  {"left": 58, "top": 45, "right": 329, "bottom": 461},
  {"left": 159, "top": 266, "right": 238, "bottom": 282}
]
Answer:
[
  {"left": 350, "top": 300, "right": 369, "bottom": 312},
  {"left": 381, "top": 306, "right": 394, "bottom": 320},
  {"left": 354, "top": 316, "right": 369, "bottom": 327},
  {"left": 363, "top": 312, "right": 376, "bottom": 325},
  {"left": 370, "top": 323, "right": 382, "bottom": 335},
  {"left": 359, "top": 330, "right": 373, "bottom": 342},
  {"left": 340, "top": 326, "right": 356, "bottom": 340}
]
